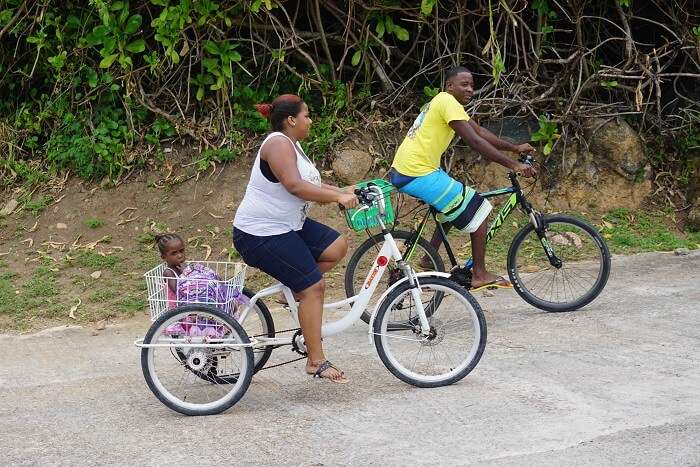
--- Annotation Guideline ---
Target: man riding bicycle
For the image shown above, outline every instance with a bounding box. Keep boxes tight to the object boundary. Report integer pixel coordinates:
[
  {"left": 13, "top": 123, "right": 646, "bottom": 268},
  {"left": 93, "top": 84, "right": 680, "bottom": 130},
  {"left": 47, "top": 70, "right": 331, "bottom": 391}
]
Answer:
[{"left": 388, "top": 66, "right": 537, "bottom": 290}]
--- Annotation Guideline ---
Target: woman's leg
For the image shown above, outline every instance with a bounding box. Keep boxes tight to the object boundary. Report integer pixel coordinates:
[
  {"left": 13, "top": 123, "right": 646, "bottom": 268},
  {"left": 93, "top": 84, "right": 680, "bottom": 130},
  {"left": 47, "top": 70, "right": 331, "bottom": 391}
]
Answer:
[
  {"left": 296, "top": 278, "right": 346, "bottom": 381},
  {"left": 316, "top": 235, "right": 348, "bottom": 273},
  {"left": 234, "top": 227, "right": 347, "bottom": 381}
]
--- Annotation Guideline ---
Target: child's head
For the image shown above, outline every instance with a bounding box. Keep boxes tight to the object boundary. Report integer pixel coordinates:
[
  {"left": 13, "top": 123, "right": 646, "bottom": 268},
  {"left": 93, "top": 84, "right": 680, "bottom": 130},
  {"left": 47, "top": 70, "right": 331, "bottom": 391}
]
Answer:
[{"left": 155, "top": 233, "right": 185, "bottom": 267}]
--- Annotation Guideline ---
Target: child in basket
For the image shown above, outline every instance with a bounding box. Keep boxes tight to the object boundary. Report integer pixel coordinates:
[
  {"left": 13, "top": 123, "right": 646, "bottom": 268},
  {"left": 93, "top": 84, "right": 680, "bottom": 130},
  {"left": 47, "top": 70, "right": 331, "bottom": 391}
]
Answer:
[{"left": 155, "top": 233, "right": 246, "bottom": 336}]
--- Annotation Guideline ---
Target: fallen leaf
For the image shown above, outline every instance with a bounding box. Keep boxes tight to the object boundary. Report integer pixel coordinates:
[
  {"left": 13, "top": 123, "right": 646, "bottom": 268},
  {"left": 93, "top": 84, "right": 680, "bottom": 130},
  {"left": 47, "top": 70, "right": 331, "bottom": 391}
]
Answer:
[
  {"left": 51, "top": 194, "right": 67, "bottom": 205},
  {"left": 0, "top": 199, "right": 19, "bottom": 216},
  {"left": 202, "top": 244, "right": 212, "bottom": 261},
  {"left": 21, "top": 238, "right": 34, "bottom": 248},
  {"left": 69, "top": 298, "right": 82, "bottom": 319},
  {"left": 118, "top": 207, "right": 137, "bottom": 216},
  {"left": 95, "top": 320, "right": 106, "bottom": 331},
  {"left": 116, "top": 215, "right": 139, "bottom": 226}
]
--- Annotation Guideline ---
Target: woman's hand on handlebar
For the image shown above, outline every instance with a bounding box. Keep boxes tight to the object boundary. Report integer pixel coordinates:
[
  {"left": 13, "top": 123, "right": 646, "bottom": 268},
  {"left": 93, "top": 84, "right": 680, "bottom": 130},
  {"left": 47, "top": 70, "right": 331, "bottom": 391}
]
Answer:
[{"left": 337, "top": 192, "right": 359, "bottom": 209}]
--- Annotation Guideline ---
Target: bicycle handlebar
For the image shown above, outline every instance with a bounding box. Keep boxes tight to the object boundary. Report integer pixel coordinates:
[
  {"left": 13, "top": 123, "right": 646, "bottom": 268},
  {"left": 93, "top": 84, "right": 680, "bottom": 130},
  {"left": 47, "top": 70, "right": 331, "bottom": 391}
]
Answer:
[
  {"left": 354, "top": 187, "right": 377, "bottom": 206},
  {"left": 518, "top": 153, "right": 535, "bottom": 166}
]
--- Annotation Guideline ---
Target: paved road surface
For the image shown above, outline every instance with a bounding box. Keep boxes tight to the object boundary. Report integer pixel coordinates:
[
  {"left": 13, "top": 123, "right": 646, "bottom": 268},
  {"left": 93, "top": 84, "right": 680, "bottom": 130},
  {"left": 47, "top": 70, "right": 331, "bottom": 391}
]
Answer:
[{"left": 2, "top": 251, "right": 699, "bottom": 466}]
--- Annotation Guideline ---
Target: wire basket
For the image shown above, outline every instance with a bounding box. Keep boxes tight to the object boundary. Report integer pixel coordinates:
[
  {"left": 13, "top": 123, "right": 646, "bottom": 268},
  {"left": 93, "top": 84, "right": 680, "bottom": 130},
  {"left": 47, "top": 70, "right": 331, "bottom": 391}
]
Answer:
[
  {"left": 344, "top": 179, "right": 396, "bottom": 231},
  {"left": 144, "top": 261, "right": 247, "bottom": 321}
]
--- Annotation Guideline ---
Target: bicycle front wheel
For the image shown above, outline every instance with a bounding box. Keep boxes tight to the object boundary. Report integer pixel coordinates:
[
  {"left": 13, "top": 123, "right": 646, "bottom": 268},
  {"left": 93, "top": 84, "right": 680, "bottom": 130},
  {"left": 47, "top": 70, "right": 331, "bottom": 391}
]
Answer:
[
  {"left": 345, "top": 230, "right": 444, "bottom": 323},
  {"left": 373, "top": 277, "right": 487, "bottom": 388},
  {"left": 141, "top": 305, "right": 254, "bottom": 416},
  {"left": 507, "top": 214, "right": 611, "bottom": 312}
]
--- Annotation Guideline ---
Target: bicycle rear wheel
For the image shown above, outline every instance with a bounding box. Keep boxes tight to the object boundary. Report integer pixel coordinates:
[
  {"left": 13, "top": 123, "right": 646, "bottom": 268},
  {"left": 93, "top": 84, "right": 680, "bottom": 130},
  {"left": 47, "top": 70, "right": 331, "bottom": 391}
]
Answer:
[
  {"left": 238, "top": 288, "right": 274, "bottom": 373},
  {"left": 345, "top": 230, "right": 444, "bottom": 323},
  {"left": 507, "top": 214, "right": 611, "bottom": 312},
  {"left": 373, "top": 276, "right": 486, "bottom": 388},
  {"left": 141, "top": 305, "right": 254, "bottom": 416}
]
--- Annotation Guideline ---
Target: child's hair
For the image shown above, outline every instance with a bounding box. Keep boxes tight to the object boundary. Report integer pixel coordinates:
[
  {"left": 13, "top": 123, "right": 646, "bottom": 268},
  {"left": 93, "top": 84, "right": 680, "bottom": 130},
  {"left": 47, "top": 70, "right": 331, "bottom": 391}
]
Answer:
[{"left": 154, "top": 233, "right": 183, "bottom": 254}]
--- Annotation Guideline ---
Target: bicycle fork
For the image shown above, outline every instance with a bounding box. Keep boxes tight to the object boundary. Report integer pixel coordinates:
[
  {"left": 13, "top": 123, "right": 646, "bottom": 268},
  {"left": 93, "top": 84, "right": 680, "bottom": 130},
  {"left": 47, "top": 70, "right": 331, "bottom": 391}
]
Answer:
[
  {"left": 527, "top": 209, "right": 563, "bottom": 269},
  {"left": 398, "top": 260, "right": 432, "bottom": 335}
]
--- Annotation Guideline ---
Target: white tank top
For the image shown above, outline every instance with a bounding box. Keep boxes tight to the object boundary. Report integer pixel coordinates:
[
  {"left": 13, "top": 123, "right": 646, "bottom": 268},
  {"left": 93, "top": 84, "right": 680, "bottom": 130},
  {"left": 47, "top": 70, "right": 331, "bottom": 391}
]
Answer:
[{"left": 233, "top": 132, "right": 321, "bottom": 236}]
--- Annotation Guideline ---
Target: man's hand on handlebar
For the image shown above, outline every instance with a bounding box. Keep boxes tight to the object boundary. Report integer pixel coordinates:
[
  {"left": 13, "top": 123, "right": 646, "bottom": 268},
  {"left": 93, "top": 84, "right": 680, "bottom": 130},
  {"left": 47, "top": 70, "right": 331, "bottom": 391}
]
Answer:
[
  {"left": 514, "top": 143, "right": 536, "bottom": 154},
  {"left": 514, "top": 163, "right": 537, "bottom": 178}
]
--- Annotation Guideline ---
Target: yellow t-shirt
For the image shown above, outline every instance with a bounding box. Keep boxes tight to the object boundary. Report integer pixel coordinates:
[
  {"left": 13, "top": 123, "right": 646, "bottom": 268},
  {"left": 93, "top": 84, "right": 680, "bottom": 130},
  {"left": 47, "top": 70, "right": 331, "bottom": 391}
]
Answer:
[{"left": 392, "top": 92, "right": 470, "bottom": 176}]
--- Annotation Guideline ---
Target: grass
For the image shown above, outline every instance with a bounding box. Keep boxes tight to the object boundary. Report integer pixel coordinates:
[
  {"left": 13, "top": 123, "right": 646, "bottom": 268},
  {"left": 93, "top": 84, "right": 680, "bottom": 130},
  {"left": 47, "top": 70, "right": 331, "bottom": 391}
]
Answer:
[
  {"left": 85, "top": 218, "right": 105, "bottom": 229},
  {"left": 0, "top": 266, "right": 63, "bottom": 331},
  {"left": 137, "top": 232, "right": 155, "bottom": 244},
  {"left": 89, "top": 288, "right": 118, "bottom": 303},
  {"left": 22, "top": 195, "right": 52, "bottom": 216},
  {"left": 72, "top": 250, "right": 121, "bottom": 269},
  {"left": 117, "top": 295, "right": 147, "bottom": 315},
  {"left": 600, "top": 208, "right": 700, "bottom": 253}
]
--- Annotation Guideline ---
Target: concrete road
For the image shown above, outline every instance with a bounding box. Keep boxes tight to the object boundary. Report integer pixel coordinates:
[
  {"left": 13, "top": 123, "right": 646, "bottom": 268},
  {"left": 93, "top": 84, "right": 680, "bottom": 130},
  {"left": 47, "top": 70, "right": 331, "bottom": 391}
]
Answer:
[{"left": 2, "top": 251, "right": 699, "bottom": 466}]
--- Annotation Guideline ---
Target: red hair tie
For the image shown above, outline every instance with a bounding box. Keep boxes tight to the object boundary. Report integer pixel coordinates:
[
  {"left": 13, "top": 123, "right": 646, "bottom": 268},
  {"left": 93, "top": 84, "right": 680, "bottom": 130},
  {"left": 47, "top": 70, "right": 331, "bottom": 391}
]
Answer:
[{"left": 255, "top": 103, "right": 273, "bottom": 118}]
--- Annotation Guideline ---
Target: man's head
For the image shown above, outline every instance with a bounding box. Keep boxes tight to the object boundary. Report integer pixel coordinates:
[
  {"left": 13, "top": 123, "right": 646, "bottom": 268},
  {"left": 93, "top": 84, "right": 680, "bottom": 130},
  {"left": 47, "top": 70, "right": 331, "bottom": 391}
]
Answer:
[{"left": 445, "top": 66, "right": 474, "bottom": 105}]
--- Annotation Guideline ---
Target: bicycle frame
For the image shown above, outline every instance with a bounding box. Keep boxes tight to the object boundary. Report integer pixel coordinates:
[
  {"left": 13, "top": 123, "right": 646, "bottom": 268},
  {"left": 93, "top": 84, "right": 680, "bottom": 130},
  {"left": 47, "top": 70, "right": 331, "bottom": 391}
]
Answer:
[{"left": 401, "top": 172, "right": 552, "bottom": 270}]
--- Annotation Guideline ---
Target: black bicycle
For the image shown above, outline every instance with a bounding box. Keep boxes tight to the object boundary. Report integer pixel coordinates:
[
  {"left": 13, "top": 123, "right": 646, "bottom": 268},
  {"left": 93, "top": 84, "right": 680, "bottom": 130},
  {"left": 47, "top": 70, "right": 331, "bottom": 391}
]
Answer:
[{"left": 345, "top": 155, "right": 611, "bottom": 322}]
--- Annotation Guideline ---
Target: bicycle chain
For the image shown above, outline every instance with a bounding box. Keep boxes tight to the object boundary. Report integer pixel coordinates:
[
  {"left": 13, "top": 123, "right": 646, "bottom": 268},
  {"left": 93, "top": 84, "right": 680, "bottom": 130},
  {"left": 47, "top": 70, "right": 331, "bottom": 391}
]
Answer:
[{"left": 251, "top": 327, "right": 309, "bottom": 372}]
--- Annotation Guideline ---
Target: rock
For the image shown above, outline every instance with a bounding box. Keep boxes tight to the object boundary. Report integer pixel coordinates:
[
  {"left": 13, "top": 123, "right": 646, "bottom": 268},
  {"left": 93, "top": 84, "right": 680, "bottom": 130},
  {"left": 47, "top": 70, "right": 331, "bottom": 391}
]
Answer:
[
  {"left": 674, "top": 248, "right": 690, "bottom": 256},
  {"left": 563, "top": 231, "right": 583, "bottom": 248},
  {"left": 56, "top": 223, "right": 68, "bottom": 230},
  {"left": 90, "top": 270, "right": 102, "bottom": 279},
  {"left": 549, "top": 234, "right": 570, "bottom": 246},
  {"left": 584, "top": 119, "right": 647, "bottom": 180},
  {"left": 331, "top": 149, "right": 372, "bottom": 184},
  {"left": 0, "top": 199, "right": 18, "bottom": 216},
  {"left": 481, "top": 116, "right": 539, "bottom": 144}
]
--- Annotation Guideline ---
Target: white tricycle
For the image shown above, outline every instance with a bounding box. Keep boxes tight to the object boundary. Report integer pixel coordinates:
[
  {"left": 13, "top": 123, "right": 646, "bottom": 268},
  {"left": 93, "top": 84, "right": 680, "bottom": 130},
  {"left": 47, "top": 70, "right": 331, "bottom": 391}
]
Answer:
[{"left": 136, "top": 185, "right": 487, "bottom": 416}]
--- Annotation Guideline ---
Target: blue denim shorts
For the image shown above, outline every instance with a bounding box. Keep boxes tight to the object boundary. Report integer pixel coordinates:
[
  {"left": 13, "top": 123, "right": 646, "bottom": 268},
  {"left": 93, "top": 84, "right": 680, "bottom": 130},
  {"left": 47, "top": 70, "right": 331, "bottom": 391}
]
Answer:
[{"left": 232, "top": 219, "right": 340, "bottom": 293}]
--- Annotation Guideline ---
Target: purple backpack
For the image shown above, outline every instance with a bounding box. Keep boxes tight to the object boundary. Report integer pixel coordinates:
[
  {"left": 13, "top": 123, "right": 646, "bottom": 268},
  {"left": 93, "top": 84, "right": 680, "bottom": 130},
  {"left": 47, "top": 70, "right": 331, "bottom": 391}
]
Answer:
[{"left": 176, "top": 263, "right": 240, "bottom": 315}]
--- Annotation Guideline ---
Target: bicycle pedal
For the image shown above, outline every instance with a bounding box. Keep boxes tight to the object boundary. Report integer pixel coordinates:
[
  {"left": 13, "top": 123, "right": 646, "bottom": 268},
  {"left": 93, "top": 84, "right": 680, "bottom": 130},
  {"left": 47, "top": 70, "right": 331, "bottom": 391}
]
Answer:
[{"left": 449, "top": 266, "right": 472, "bottom": 288}]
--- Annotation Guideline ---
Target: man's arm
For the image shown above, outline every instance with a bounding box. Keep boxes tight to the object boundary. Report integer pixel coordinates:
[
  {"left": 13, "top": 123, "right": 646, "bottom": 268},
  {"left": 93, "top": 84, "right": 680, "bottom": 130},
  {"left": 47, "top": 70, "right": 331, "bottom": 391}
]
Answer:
[
  {"left": 468, "top": 120, "right": 535, "bottom": 154},
  {"left": 450, "top": 120, "right": 536, "bottom": 177}
]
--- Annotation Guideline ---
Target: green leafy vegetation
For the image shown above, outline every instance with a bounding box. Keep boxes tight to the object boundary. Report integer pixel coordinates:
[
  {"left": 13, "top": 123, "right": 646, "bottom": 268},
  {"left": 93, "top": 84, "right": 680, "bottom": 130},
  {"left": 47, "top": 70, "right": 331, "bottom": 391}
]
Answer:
[
  {"left": 72, "top": 250, "right": 121, "bottom": 270},
  {"left": 530, "top": 115, "right": 560, "bottom": 156},
  {"left": 21, "top": 195, "right": 52, "bottom": 216},
  {"left": 85, "top": 218, "right": 105, "bottom": 229}
]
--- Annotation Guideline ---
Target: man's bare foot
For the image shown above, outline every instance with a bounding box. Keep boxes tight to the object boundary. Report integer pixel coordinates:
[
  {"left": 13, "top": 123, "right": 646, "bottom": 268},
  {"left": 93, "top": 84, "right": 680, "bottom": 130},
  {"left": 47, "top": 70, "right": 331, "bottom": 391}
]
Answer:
[
  {"left": 471, "top": 271, "right": 512, "bottom": 290},
  {"left": 306, "top": 359, "right": 348, "bottom": 383}
]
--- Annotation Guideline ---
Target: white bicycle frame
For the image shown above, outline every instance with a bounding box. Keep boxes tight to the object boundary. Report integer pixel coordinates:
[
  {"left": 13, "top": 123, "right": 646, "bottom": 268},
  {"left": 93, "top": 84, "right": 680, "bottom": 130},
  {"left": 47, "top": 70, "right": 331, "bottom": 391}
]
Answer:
[
  {"left": 135, "top": 186, "right": 434, "bottom": 350},
  {"left": 239, "top": 218, "right": 432, "bottom": 351}
]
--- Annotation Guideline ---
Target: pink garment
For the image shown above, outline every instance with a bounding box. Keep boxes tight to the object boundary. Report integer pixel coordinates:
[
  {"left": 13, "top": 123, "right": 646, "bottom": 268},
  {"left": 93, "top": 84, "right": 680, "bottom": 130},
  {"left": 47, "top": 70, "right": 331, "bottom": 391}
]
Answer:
[{"left": 164, "top": 267, "right": 179, "bottom": 309}]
